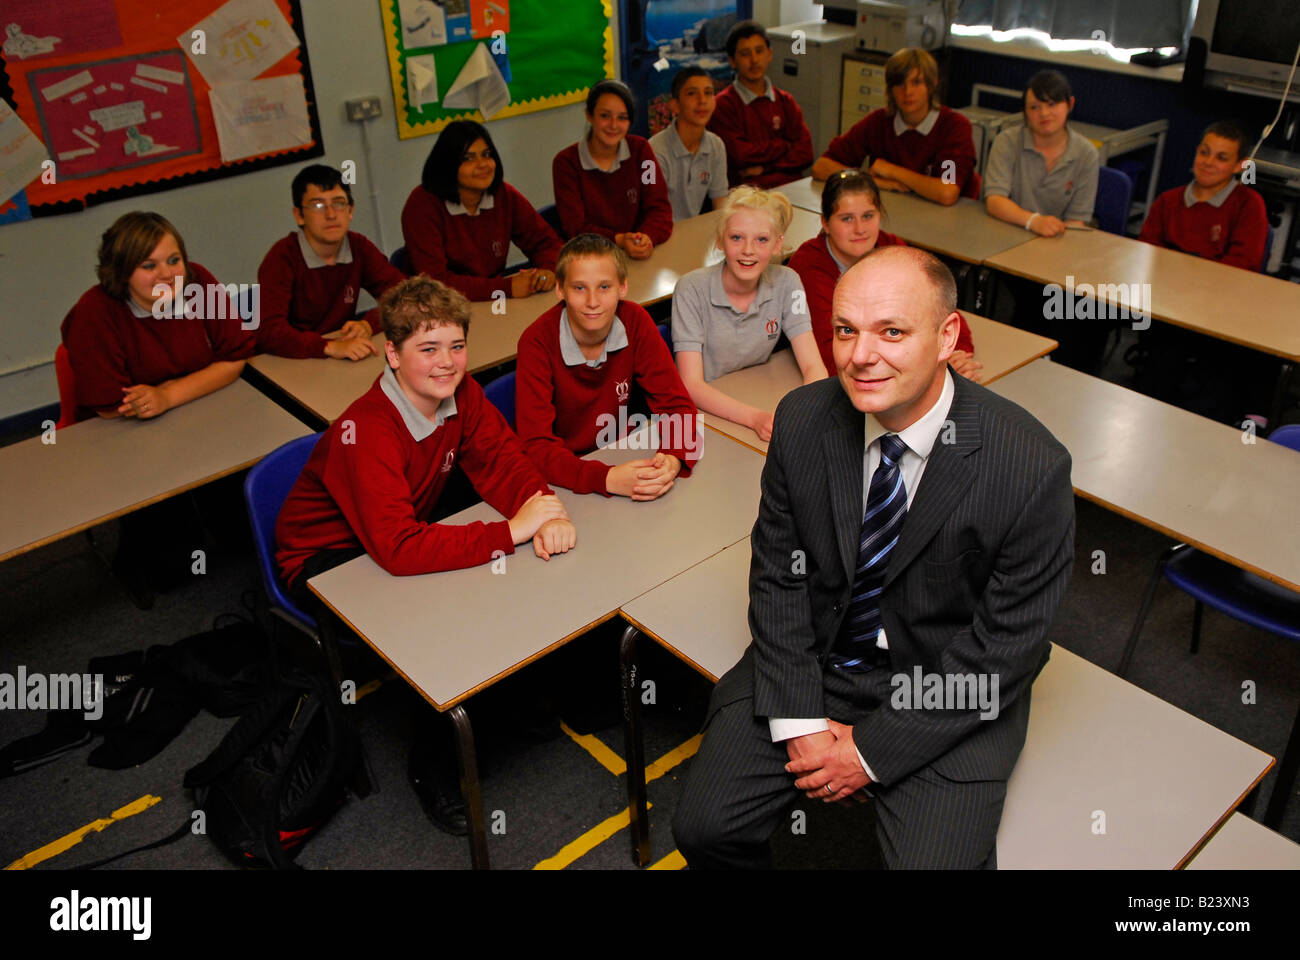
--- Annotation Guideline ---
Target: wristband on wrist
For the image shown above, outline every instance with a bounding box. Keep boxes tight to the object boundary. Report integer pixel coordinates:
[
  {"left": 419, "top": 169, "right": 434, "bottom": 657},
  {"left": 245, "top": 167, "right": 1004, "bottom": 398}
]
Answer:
[{"left": 1025, "top": 213, "right": 1039, "bottom": 231}]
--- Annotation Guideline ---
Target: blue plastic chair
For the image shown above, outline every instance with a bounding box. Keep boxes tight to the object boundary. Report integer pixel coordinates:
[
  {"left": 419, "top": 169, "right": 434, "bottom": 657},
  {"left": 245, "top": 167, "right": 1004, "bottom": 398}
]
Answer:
[
  {"left": 1118, "top": 424, "right": 1300, "bottom": 826},
  {"left": 657, "top": 322, "right": 672, "bottom": 353},
  {"left": 537, "top": 203, "right": 564, "bottom": 238},
  {"left": 1094, "top": 166, "right": 1134, "bottom": 236},
  {"left": 390, "top": 245, "right": 411, "bottom": 273},
  {"left": 244, "top": 432, "right": 324, "bottom": 639},
  {"left": 484, "top": 370, "right": 516, "bottom": 429}
]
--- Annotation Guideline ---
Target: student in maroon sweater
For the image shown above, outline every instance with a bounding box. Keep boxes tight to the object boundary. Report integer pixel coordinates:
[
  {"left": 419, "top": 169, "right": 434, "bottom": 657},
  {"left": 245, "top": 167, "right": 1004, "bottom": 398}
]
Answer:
[
  {"left": 516, "top": 234, "right": 701, "bottom": 498},
  {"left": 257, "top": 164, "right": 406, "bottom": 360},
  {"left": 276, "top": 275, "right": 575, "bottom": 592},
  {"left": 812, "top": 47, "right": 977, "bottom": 204},
  {"left": 709, "top": 20, "right": 814, "bottom": 188},
  {"left": 402, "top": 120, "right": 562, "bottom": 301},
  {"left": 552, "top": 79, "right": 673, "bottom": 260},
  {"left": 789, "top": 171, "right": 979, "bottom": 378},
  {"left": 1139, "top": 120, "right": 1268, "bottom": 272},
  {"left": 61, "top": 211, "right": 254, "bottom": 422}
]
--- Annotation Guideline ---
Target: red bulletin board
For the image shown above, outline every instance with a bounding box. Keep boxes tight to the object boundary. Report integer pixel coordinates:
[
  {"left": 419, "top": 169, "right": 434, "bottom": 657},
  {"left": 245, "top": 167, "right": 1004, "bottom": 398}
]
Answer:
[{"left": 0, "top": 0, "right": 322, "bottom": 214}]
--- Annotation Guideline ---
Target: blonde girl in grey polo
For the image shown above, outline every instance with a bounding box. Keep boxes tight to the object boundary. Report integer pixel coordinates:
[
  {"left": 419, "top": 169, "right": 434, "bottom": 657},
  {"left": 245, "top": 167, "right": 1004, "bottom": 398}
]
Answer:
[
  {"left": 671, "top": 186, "right": 829, "bottom": 442},
  {"left": 982, "top": 70, "right": 1099, "bottom": 237}
]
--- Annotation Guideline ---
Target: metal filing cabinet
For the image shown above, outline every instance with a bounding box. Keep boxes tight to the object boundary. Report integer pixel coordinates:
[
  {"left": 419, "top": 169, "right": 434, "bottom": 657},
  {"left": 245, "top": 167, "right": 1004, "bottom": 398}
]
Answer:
[
  {"left": 841, "top": 53, "right": 890, "bottom": 134},
  {"left": 769, "top": 21, "right": 857, "bottom": 156}
]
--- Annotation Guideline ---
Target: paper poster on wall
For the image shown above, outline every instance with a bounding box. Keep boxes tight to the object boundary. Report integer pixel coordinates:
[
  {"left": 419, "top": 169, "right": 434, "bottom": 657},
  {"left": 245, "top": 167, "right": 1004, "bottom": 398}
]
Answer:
[
  {"left": 398, "top": 0, "right": 448, "bottom": 48},
  {"left": 26, "top": 50, "right": 201, "bottom": 180},
  {"left": 0, "top": 98, "right": 49, "bottom": 205},
  {"left": 0, "top": 188, "right": 33, "bottom": 223},
  {"left": 209, "top": 73, "right": 310, "bottom": 163},
  {"left": 181, "top": 0, "right": 300, "bottom": 85},
  {"left": 406, "top": 54, "right": 438, "bottom": 109},
  {"left": 0, "top": 0, "right": 123, "bottom": 61},
  {"left": 442, "top": 42, "right": 508, "bottom": 119}
]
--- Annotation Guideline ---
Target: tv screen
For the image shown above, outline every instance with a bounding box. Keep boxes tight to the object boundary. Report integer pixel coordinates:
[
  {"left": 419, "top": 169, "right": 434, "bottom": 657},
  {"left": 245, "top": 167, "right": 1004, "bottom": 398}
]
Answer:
[{"left": 1212, "top": 0, "right": 1300, "bottom": 65}]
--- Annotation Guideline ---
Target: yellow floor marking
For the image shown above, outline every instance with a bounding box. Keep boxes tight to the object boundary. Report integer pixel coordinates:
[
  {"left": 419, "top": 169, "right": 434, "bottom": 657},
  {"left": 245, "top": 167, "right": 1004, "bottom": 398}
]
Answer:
[
  {"left": 561, "top": 722, "right": 626, "bottom": 776},
  {"left": 533, "top": 803, "right": 651, "bottom": 870},
  {"left": 645, "top": 734, "right": 702, "bottom": 783},
  {"left": 649, "top": 849, "right": 687, "bottom": 870},
  {"left": 5, "top": 794, "right": 162, "bottom": 870}
]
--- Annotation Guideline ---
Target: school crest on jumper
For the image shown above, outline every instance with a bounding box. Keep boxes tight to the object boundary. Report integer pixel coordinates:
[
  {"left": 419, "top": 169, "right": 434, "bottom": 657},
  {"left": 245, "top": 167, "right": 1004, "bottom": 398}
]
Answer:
[
  {"left": 615, "top": 379, "right": 631, "bottom": 404},
  {"left": 1210, "top": 224, "right": 1222, "bottom": 243},
  {"left": 772, "top": 115, "right": 782, "bottom": 131},
  {"left": 492, "top": 240, "right": 505, "bottom": 257},
  {"left": 626, "top": 188, "right": 639, "bottom": 204},
  {"left": 343, "top": 285, "right": 356, "bottom": 305},
  {"left": 441, "top": 451, "right": 455, "bottom": 473}
]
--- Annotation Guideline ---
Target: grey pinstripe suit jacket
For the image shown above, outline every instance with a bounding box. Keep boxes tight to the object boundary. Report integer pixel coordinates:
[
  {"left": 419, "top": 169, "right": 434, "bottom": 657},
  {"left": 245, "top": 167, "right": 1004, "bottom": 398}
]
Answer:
[{"left": 737, "top": 370, "right": 1075, "bottom": 787}]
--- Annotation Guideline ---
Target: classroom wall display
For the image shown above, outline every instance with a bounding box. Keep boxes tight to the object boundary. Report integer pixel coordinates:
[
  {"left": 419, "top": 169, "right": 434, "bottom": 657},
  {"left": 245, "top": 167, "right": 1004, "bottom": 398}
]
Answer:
[
  {"left": 0, "top": 0, "right": 322, "bottom": 219},
  {"left": 382, "top": 0, "right": 614, "bottom": 139}
]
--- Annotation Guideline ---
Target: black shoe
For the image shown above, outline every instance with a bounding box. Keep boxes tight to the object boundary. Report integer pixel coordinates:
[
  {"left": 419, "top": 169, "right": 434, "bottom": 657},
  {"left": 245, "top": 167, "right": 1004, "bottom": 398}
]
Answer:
[{"left": 409, "top": 768, "right": 468, "bottom": 837}]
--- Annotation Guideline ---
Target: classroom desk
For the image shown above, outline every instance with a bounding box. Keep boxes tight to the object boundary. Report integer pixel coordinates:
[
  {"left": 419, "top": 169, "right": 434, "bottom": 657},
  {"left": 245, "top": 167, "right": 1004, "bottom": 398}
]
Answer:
[
  {"left": 617, "top": 539, "right": 1273, "bottom": 869},
  {"left": 983, "top": 227, "right": 1300, "bottom": 362},
  {"left": 624, "top": 206, "right": 824, "bottom": 305},
  {"left": 775, "top": 177, "right": 1034, "bottom": 265},
  {"left": 245, "top": 291, "right": 556, "bottom": 423},
  {"left": 1184, "top": 812, "right": 1300, "bottom": 870},
  {"left": 699, "top": 312, "right": 1058, "bottom": 454},
  {"left": 308, "top": 431, "right": 765, "bottom": 869},
  {"left": 0, "top": 378, "right": 310, "bottom": 563},
  {"left": 989, "top": 359, "right": 1300, "bottom": 594}
]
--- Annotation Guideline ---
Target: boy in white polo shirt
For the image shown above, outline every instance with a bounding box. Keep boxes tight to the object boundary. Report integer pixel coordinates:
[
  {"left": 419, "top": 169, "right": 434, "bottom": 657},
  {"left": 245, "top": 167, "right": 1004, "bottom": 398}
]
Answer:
[{"left": 649, "top": 67, "right": 730, "bottom": 220}]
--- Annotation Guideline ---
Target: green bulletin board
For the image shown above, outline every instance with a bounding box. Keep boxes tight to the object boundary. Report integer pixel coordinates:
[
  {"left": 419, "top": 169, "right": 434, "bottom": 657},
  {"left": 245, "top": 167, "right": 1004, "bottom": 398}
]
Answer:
[{"left": 381, "top": 0, "right": 613, "bottom": 139}]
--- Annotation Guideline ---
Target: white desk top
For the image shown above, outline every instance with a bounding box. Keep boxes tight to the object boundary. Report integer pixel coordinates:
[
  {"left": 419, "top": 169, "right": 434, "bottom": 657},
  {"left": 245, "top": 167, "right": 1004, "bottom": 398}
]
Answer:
[
  {"left": 991, "top": 359, "right": 1300, "bottom": 592},
  {"left": 775, "top": 177, "right": 1034, "bottom": 264},
  {"left": 699, "top": 312, "right": 1057, "bottom": 454},
  {"left": 1185, "top": 812, "right": 1300, "bottom": 869},
  {"left": 620, "top": 540, "right": 1272, "bottom": 868},
  {"left": 0, "top": 378, "right": 310, "bottom": 562},
  {"left": 310, "top": 430, "right": 765, "bottom": 710},
  {"left": 984, "top": 229, "right": 1300, "bottom": 361}
]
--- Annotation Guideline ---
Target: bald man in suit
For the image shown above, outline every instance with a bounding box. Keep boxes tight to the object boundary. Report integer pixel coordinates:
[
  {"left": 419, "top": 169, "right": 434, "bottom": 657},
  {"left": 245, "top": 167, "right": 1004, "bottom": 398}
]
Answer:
[{"left": 673, "top": 246, "right": 1074, "bottom": 868}]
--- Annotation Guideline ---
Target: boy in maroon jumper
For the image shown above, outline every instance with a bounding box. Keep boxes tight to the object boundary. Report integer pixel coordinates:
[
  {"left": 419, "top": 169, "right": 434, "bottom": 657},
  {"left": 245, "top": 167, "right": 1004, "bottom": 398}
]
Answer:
[
  {"left": 276, "top": 276, "right": 575, "bottom": 834},
  {"left": 708, "top": 20, "right": 814, "bottom": 188},
  {"left": 256, "top": 164, "right": 406, "bottom": 360},
  {"left": 1139, "top": 121, "right": 1268, "bottom": 271},
  {"left": 812, "top": 48, "right": 976, "bottom": 204},
  {"left": 516, "top": 234, "right": 701, "bottom": 498}
]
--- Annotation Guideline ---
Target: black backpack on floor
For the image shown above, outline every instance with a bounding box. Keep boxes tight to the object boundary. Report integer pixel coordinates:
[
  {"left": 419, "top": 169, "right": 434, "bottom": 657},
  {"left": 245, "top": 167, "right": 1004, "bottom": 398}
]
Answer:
[{"left": 181, "top": 666, "right": 363, "bottom": 869}]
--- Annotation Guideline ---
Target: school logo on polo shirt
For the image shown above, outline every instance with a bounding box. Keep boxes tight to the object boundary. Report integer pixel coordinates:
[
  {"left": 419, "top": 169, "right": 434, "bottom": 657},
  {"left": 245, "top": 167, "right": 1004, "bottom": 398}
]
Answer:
[
  {"left": 615, "top": 379, "right": 630, "bottom": 404},
  {"left": 699, "top": 170, "right": 710, "bottom": 184},
  {"left": 492, "top": 240, "right": 505, "bottom": 257},
  {"left": 765, "top": 318, "right": 779, "bottom": 338},
  {"left": 344, "top": 285, "right": 356, "bottom": 305},
  {"left": 441, "top": 451, "right": 455, "bottom": 473}
]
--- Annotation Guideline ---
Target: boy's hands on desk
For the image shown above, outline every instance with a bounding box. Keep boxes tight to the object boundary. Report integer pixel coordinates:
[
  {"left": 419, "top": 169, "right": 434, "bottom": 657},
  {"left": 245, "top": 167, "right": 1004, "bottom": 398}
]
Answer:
[
  {"left": 338, "top": 319, "right": 373, "bottom": 340},
  {"left": 510, "top": 268, "right": 556, "bottom": 297},
  {"left": 750, "top": 409, "right": 775, "bottom": 442},
  {"left": 615, "top": 232, "right": 654, "bottom": 260},
  {"left": 509, "top": 490, "right": 570, "bottom": 548},
  {"left": 532, "top": 518, "right": 576, "bottom": 560},
  {"left": 607, "top": 452, "right": 681, "bottom": 500},
  {"left": 324, "top": 337, "right": 376, "bottom": 361},
  {"left": 1027, "top": 213, "right": 1066, "bottom": 237}
]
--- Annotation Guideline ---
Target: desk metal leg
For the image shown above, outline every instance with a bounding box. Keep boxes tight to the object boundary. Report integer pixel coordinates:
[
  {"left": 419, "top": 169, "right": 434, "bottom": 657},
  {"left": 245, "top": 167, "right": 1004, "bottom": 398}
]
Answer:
[
  {"left": 450, "top": 704, "right": 489, "bottom": 870},
  {"left": 975, "top": 267, "right": 996, "bottom": 317},
  {"left": 1262, "top": 701, "right": 1300, "bottom": 829},
  {"left": 620, "top": 624, "right": 651, "bottom": 867},
  {"left": 1268, "top": 360, "right": 1294, "bottom": 430}
]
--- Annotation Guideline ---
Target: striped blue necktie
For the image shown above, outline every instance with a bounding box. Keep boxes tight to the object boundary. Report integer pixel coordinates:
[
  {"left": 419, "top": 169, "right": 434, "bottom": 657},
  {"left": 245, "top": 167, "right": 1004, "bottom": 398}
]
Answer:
[{"left": 833, "top": 434, "right": 908, "bottom": 670}]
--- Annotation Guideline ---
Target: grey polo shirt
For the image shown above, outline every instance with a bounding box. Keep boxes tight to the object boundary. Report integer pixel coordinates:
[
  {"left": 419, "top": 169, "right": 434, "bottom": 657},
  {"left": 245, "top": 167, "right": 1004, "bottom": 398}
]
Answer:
[
  {"left": 577, "top": 130, "right": 632, "bottom": 172},
  {"left": 671, "top": 262, "right": 810, "bottom": 382},
  {"left": 648, "top": 120, "right": 729, "bottom": 220},
  {"left": 379, "top": 365, "right": 456, "bottom": 441},
  {"left": 297, "top": 230, "right": 353, "bottom": 267},
  {"left": 1184, "top": 178, "right": 1238, "bottom": 207},
  {"left": 733, "top": 76, "right": 776, "bottom": 105},
  {"left": 982, "top": 124, "right": 1099, "bottom": 222}
]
